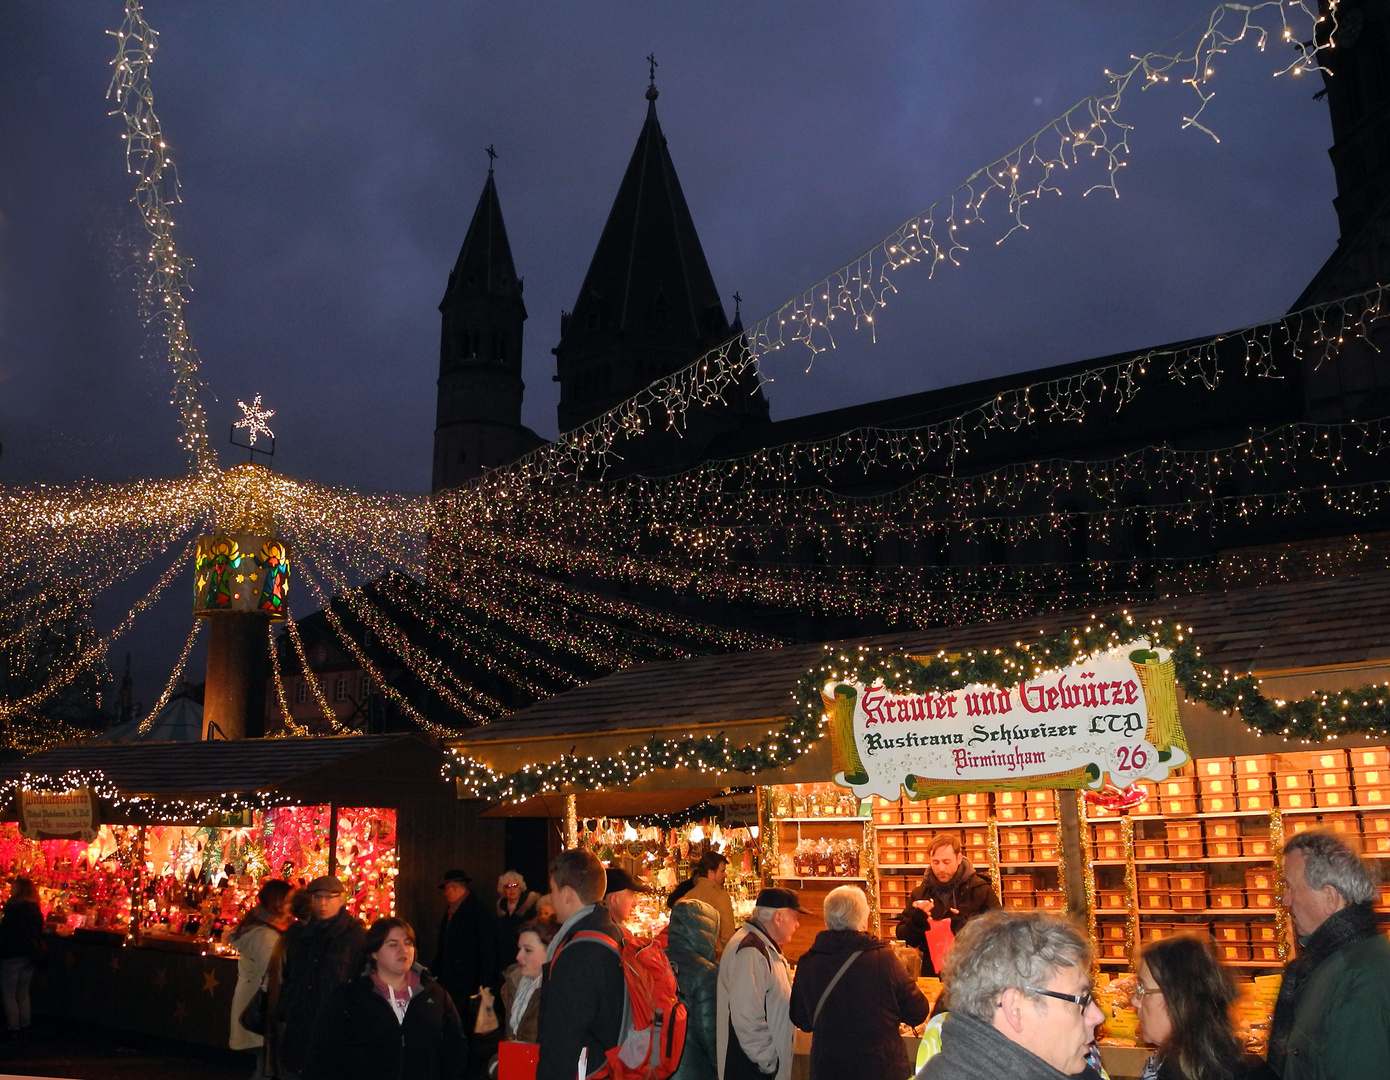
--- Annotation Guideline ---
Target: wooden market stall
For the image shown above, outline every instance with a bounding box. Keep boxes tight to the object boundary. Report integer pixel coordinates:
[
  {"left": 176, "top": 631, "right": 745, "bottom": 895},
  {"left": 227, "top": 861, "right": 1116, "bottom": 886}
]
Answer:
[
  {"left": 448, "top": 569, "right": 1390, "bottom": 1068},
  {"left": 0, "top": 733, "right": 502, "bottom": 1047}
]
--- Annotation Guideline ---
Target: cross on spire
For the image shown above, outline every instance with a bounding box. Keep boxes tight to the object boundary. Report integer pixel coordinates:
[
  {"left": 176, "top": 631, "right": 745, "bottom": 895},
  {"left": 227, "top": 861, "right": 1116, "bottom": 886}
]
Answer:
[
  {"left": 486, "top": 144, "right": 497, "bottom": 172},
  {"left": 732, "top": 290, "right": 742, "bottom": 316},
  {"left": 646, "top": 53, "right": 659, "bottom": 101}
]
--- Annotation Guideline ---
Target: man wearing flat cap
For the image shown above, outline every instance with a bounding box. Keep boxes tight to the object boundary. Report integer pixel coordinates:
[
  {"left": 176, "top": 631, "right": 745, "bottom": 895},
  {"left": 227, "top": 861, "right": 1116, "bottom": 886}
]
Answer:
[
  {"left": 432, "top": 868, "right": 500, "bottom": 1032},
  {"left": 716, "top": 888, "right": 807, "bottom": 1080},
  {"left": 275, "top": 876, "right": 366, "bottom": 1080}
]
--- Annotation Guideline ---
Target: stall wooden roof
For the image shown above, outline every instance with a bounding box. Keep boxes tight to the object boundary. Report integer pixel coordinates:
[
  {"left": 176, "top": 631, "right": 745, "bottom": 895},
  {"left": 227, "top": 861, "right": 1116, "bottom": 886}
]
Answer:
[
  {"left": 450, "top": 570, "right": 1390, "bottom": 785},
  {"left": 0, "top": 733, "right": 448, "bottom": 808}
]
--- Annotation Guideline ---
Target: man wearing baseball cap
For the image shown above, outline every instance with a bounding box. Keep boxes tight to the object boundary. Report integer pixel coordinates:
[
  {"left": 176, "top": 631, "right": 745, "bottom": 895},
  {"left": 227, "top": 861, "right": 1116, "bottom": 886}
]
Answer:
[
  {"left": 716, "top": 888, "right": 807, "bottom": 1080},
  {"left": 275, "top": 877, "right": 366, "bottom": 1080},
  {"left": 603, "top": 866, "right": 651, "bottom": 928}
]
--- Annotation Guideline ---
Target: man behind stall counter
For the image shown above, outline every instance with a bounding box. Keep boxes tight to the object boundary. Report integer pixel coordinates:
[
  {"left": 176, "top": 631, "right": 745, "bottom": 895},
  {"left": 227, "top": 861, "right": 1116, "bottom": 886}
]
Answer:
[{"left": 895, "top": 834, "right": 1000, "bottom": 977}]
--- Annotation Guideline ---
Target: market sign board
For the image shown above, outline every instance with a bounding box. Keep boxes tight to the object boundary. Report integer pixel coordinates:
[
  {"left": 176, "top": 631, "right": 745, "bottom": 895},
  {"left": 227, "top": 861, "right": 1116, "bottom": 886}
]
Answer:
[
  {"left": 19, "top": 787, "right": 98, "bottom": 841},
  {"left": 824, "top": 643, "right": 1189, "bottom": 800}
]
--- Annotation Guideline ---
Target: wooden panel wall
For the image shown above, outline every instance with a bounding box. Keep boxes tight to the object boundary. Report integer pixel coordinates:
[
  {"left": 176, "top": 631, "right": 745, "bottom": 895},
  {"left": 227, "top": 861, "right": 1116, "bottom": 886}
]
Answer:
[{"left": 396, "top": 794, "right": 507, "bottom": 967}]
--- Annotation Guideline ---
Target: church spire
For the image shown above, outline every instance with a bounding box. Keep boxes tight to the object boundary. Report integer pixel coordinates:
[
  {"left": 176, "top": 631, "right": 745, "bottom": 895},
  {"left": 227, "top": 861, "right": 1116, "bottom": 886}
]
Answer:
[
  {"left": 433, "top": 154, "right": 541, "bottom": 491},
  {"left": 553, "top": 62, "right": 765, "bottom": 436}
]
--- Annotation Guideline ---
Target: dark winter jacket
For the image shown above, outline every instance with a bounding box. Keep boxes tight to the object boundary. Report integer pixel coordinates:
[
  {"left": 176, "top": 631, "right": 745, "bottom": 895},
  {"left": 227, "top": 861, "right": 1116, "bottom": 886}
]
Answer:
[
  {"left": 0, "top": 899, "right": 43, "bottom": 961},
  {"left": 667, "top": 898, "right": 719, "bottom": 1080},
  {"left": 895, "top": 859, "right": 1000, "bottom": 977},
  {"left": 497, "top": 890, "right": 542, "bottom": 959},
  {"left": 1266, "top": 901, "right": 1390, "bottom": 1080},
  {"left": 276, "top": 909, "right": 368, "bottom": 1072},
  {"left": 537, "top": 903, "right": 625, "bottom": 1080},
  {"left": 304, "top": 965, "right": 466, "bottom": 1080},
  {"left": 434, "top": 889, "right": 501, "bottom": 1014},
  {"left": 790, "top": 928, "right": 927, "bottom": 1080}
]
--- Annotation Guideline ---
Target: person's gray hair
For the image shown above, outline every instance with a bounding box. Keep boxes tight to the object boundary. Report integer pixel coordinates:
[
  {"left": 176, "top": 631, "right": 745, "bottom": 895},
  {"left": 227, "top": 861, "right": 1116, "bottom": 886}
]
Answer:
[
  {"left": 943, "top": 910, "right": 1093, "bottom": 1023},
  {"left": 498, "top": 870, "right": 526, "bottom": 889},
  {"left": 823, "top": 885, "right": 869, "bottom": 932},
  {"left": 1285, "top": 829, "right": 1379, "bottom": 905},
  {"left": 752, "top": 906, "right": 780, "bottom": 928}
]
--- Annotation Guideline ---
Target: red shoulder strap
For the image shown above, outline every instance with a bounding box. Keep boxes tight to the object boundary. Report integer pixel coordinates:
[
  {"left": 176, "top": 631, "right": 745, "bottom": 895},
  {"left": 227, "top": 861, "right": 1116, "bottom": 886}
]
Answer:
[{"left": 552, "top": 928, "right": 621, "bottom": 966}]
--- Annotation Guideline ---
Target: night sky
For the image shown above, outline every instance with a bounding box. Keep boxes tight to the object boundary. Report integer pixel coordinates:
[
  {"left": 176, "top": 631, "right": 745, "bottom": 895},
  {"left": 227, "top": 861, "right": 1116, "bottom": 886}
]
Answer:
[{"left": 0, "top": 2, "right": 1342, "bottom": 699}]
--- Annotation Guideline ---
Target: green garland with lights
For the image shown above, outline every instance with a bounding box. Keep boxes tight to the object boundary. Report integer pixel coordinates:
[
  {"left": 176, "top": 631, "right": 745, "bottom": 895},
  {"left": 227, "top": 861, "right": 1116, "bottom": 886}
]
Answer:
[{"left": 445, "top": 613, "right": 1390, "bottom": 801}]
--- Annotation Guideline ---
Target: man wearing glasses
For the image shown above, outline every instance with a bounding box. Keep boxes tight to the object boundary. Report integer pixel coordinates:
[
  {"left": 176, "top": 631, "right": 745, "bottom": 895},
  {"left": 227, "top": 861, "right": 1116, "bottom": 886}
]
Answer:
[{"left": 915, "top": 910, "right": 1104, "bottom": 1079}]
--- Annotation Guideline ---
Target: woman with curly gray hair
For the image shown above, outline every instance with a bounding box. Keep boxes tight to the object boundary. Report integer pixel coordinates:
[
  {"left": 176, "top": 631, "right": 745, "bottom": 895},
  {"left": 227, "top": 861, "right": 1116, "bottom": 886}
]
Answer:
[{"left": 917, "top": 910, "right": 1103, "bottom": 1080}]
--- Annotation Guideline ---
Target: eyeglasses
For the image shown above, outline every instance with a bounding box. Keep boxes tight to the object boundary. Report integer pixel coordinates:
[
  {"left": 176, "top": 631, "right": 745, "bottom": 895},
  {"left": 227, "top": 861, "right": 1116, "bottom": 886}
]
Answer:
[
  {"left": 504, "top": 883, "right": 521, "bottom": 889},
  {"left": 1132, "top": 983, "right": 1163, "bottom": 999},
  {"left": 1024, "top": 986, "right": 1094, "bottom": 1010}
]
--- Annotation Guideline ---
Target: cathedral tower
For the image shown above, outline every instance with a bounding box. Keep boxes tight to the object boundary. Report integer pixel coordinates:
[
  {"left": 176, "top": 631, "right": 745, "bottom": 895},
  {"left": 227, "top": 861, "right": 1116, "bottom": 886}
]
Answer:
[
  {"left": 552, "top": 65, "right": 768, "bottom": 450},
  {"left": 433, "top": 156, "right": 541, "bottom": 491}
]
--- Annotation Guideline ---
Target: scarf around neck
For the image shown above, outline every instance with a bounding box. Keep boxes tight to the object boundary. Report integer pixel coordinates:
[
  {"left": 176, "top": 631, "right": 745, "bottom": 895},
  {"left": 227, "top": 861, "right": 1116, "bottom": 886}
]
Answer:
[
  {"left": 1266, "top": 901, "right": 1378, "bottom": 1074},
  {"left": 926, "top": 1012, "right": 1073, "bottom": 1080}
]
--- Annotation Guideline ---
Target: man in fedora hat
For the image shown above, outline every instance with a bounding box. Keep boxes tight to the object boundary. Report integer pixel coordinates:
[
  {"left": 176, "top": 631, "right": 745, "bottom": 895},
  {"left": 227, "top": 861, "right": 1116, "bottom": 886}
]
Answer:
[
  {"left": 432, "top": 868, "right": 500, "bottom": 1031},
  {"left": 275, "top": 876, "right": 366, "bottom": 1080},
  {"left": 716, "top": 887, "right": 808, "bottom": 1080}
]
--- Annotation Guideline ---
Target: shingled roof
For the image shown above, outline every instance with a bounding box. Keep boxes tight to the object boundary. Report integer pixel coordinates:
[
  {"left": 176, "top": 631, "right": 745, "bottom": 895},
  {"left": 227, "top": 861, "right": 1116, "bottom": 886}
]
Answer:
[
  {"left": 452, "top": 569, "right": 1390, "bottom": 748},
  {"left": 0, "top": 733, "right": 447, "bottom": 806}
]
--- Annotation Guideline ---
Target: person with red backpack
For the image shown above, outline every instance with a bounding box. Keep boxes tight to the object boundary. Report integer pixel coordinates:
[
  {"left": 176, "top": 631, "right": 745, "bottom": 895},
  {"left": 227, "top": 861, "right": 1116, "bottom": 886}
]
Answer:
[{"left": 538, "top": 849, "right": 626, "bottom": 1080}]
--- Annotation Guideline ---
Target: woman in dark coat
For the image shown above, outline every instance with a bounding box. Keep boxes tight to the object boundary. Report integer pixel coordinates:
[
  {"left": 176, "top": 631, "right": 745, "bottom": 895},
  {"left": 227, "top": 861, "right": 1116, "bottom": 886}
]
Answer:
[
  {"left": 494, "top": 871, "right": 541, "bottom": 958},
  {"left": 666, "top": 898, "right": 719, "bottom": 1080},
  {"left": 790, "top": 885, "right": 928, "bottom": 1080},
  {"left": 0, "top": 878, "right": 43, "bottom": 1033},
  {"left": 305, "top": 916, "right": 466, "bottom": 1080}
]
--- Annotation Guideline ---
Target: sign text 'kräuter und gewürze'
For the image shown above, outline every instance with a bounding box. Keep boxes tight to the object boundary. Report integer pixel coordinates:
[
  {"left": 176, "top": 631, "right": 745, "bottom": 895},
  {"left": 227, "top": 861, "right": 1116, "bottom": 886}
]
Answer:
[{"left": 823, "top": 643, "right": 1189, "bottom": 800}]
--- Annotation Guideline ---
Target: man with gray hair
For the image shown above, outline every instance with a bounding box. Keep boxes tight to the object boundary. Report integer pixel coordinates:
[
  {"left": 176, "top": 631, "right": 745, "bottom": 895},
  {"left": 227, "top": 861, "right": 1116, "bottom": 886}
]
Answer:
[
  {"left": 716, "top": 887, "right": 806, "bottom": 1080},
  {"left": 917, "top": 910, "right": 1103, "bottom": 1080},
  {"left": 1267, "top": 829, "right": 1390, "bottom": 1078}
]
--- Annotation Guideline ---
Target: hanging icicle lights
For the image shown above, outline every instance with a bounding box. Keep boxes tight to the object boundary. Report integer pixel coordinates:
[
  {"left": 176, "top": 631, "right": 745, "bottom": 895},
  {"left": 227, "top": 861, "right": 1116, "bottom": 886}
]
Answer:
[{"left": 7, "top": 1, "right": 1380, "bottom": 742}]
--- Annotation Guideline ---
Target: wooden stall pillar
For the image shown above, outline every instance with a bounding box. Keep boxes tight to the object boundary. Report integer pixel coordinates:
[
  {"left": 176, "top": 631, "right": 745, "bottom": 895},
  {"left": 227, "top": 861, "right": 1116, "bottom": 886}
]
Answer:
[{"left": 1057, "top": 789, "right": 1089, "bottom": 922}]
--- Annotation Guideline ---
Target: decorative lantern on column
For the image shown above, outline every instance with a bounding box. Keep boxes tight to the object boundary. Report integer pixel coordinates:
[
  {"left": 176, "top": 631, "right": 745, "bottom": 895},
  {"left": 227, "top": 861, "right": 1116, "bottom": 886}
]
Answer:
[{"left": 196, "top": 454, "right": 289, "bottom": 741}]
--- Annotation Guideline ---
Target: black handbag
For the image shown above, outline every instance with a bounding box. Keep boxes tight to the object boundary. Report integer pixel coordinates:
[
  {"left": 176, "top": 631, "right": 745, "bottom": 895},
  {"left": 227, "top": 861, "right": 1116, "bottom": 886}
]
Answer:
[{"left": 239, "top": 984, "right": 269, "bottom": 1035}]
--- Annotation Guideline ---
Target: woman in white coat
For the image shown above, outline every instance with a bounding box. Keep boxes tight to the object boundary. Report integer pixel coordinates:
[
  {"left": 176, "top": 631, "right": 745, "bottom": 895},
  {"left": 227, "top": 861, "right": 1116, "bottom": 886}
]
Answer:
[{"left": 229, "top": 879, "right": 293, "bottom": 1079}]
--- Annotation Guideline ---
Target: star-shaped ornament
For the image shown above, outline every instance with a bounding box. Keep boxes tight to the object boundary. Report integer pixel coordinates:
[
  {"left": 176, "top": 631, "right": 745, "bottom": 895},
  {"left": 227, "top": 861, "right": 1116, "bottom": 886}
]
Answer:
[
  {"left": 202, "top": 968, "right": 220, "bottom": 995},
  {"left": 233, "top": 394, "right": 276, "bottom": 446}
]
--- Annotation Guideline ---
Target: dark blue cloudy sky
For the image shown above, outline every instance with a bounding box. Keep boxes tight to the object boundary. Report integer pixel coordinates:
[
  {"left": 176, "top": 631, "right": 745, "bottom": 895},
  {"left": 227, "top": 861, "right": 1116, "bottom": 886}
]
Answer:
[
  {"left": 0, "top": 3, "right": 1341, "bottom": 701},
  {"left": 0, "top": 1, "right": 1337, "bottom": 493}
]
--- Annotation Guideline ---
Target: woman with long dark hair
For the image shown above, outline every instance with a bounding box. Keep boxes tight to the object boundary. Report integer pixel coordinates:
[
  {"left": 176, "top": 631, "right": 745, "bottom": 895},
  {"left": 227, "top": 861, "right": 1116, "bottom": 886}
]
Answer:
[
  {"left": 304, "top": 916, "right": 465, "bottom": 1080},
  {"left": 1133, "top": 935, "right": 1247, "bottom": 1080}
]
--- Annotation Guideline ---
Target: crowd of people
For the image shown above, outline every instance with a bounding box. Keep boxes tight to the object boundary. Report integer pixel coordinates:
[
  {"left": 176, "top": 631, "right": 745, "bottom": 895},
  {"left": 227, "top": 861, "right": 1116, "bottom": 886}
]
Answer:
[{"left": 0, "top": 825, "right": 1382, "bottom": 1080}]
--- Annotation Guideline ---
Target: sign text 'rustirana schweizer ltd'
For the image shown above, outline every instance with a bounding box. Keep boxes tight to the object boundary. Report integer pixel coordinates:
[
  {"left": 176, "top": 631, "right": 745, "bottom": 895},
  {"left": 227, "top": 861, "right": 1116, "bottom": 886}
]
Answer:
[{"left": 824, "top": 644, "right": 1189, "bottom": 800}]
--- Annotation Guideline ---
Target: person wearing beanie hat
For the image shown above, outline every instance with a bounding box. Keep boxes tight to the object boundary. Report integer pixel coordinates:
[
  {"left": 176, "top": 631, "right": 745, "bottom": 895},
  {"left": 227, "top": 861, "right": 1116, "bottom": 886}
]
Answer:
[
  {"left": 716, "top": 888, "right": 806, "bottom": 1080},
  {"left": 275, "top": 876, "right": 366, "bottom": 1080}
]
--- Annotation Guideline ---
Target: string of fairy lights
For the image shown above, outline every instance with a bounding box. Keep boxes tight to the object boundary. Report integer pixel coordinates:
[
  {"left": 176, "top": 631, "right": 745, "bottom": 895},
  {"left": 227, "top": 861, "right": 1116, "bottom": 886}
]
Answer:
[
  {"left": 12, "top": 0, "right": 1390, "bottom": 762},
  {"left": 106, "top": 0, "right": 215, "bottom": 474},
  {"left": 446, "top": 612, "right": 1390, "bottom": 799},
  {"left": 464, "top": 0, "right": 1341, "bottom": 481}
]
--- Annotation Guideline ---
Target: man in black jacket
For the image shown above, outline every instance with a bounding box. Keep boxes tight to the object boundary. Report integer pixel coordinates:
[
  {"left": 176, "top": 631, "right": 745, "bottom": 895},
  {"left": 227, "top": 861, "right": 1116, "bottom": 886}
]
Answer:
[
  {"left": 276, "top": 876, "right": 367, "bottom": 1080},
  {"left": 895, "top": 834, "right": 1000, "bottom": 977},
  {"left": 537, "top": 848, "right": 625, "bottom": 1080},
  {"left": 431, "top": 868, "right": 500, "bottom": 1024}
]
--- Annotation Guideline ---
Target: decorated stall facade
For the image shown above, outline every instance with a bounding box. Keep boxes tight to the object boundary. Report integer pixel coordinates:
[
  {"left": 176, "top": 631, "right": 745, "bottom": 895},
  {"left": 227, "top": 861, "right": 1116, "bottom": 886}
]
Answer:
[
  {"left": 447, "top": 580, "right": 1390, "bottom": 1062},
  {"left": 0, "top": 733, "right": 502, "bottom": 1047}
]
